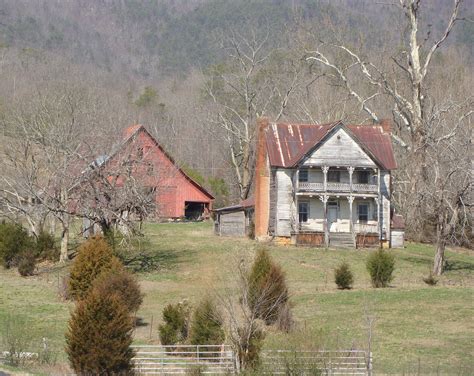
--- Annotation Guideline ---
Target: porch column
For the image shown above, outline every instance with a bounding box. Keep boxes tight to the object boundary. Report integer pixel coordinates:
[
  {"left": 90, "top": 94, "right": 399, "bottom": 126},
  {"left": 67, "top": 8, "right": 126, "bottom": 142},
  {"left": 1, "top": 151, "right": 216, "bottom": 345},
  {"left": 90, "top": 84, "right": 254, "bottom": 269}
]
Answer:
[
  {"left": 322, "top": 166, "right": 329, "bottom": 192},
  {"left": 377, "top": 168, "right": 382, "bottom": 240},
  {"left": 348, "top": 196, "right": 354, "bottom": 233},
  {"left": 348, "top": 195, "right": 355, "bottom": 248},
  {"left": 320, "top": 195, "right": 329, "bottom": 247},
  {"left": 347, "top": 166, "right": 354, "bottom": 193}
]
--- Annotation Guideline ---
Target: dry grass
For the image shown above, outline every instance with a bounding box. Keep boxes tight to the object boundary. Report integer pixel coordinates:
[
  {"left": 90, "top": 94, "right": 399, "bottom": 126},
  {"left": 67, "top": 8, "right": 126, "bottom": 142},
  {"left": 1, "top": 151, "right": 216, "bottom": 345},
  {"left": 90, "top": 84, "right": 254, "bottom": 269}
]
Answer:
[{"left": 0, "top": 221, "right": 472, "bottom": 375}]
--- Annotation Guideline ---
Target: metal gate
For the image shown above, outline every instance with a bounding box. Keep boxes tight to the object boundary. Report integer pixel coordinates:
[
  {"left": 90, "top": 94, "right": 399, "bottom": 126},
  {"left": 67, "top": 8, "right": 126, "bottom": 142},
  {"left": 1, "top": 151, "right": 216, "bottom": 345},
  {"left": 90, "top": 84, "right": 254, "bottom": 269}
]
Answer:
[
  {"left": 261, "top": 350, "right": 372, "bottom": 375},
  {"left": 132, "top": 345, "right": 236, "bottom": 375}
]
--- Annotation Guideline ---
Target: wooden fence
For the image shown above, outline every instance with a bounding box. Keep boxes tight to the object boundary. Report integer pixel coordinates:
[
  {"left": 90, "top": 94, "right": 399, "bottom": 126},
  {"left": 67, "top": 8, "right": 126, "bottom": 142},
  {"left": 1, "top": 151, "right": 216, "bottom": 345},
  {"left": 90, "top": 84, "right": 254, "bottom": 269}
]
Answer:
[{"left": 132, "top": 345, "right": 236, "bottom": 375}]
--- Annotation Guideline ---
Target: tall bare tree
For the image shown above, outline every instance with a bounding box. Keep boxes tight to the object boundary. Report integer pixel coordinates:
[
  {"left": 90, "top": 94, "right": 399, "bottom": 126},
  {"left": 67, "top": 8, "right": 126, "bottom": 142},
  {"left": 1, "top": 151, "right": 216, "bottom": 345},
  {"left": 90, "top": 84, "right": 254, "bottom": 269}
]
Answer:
[
  {"left": 304, "top": 0, "right": 471, "bottom": 274},
  {"left": 205, "top": 29, "right": 302, "bottom": 200}
]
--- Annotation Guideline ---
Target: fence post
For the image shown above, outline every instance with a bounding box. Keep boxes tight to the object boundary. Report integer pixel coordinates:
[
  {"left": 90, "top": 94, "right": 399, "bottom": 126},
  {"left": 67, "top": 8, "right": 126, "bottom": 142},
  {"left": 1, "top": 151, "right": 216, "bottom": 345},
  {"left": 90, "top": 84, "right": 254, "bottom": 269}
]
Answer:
[
  {"left": 368, "top": 351, "right": 373, "bottom": 376},
  {"left": 197, "top": 345, "right": 200, "bottom": 364}
]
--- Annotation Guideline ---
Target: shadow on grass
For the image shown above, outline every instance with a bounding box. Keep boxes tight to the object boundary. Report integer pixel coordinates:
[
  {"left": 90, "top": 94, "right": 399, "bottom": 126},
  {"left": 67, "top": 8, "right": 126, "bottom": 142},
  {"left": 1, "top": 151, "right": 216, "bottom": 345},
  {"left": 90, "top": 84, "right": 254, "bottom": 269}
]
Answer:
[
  {"left": 124, "top": 249, "right": 182, "bottom": 273},
  {"left": 135, "top": 317, "right": 148, "bottom": 327},
  {"left": 398, "top": 255, "right": 433, "bottom": 266},
  {"left": 445, "top": 260, "right": 474, "bottom": 272}
]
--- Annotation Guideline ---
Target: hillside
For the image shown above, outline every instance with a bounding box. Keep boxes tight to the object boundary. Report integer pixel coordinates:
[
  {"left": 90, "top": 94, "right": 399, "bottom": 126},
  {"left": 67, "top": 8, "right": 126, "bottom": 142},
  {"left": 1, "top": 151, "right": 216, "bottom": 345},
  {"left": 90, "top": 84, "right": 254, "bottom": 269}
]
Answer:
[{"left": 1, "top": 0, "right": 472, "bottom": 77}]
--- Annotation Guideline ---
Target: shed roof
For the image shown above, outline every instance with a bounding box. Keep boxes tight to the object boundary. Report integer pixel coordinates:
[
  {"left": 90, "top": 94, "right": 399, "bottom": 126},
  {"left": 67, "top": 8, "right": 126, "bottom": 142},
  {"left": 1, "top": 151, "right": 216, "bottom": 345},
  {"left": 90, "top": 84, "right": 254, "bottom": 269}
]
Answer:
[
  {"left": 265, "top": 121, "right": 397, "bottom": 170},
  {"left": 214, "top": 196, "right": 255, "bottom": 213}
]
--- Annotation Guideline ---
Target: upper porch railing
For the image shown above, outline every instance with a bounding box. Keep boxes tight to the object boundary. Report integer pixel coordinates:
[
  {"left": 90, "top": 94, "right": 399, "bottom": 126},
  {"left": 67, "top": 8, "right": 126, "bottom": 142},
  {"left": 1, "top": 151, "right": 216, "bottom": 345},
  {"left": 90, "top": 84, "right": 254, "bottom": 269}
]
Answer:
[{"left": 298, "top": 182, "right": 377, "bottom": 193}]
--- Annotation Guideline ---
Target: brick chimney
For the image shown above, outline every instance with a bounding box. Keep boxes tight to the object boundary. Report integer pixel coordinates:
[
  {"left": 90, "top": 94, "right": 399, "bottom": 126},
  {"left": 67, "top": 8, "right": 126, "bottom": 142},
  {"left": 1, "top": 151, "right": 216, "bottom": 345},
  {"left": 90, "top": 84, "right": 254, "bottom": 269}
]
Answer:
[
  {"left": 379, "top": 119, "right": 392, "bottom": 134},
  {"left": 254, "top": 117, "right": 271, "bottom": 241}
]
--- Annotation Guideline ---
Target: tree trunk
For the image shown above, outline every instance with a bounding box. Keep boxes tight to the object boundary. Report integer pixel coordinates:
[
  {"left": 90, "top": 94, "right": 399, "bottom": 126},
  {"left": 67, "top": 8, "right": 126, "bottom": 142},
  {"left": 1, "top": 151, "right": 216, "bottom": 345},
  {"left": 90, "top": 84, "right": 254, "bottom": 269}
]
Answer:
[
  {"left": 50, "top": 215, "right": 56, "bottom": 236},
  {"left": 433, "top": 241, "right": 445, "bottom": 276},
  {"left": 60, "top": 221, "right": 69, "bottom": 263},
  {"left": 433, "top": 203, "right": 459, "bottom": 275}
]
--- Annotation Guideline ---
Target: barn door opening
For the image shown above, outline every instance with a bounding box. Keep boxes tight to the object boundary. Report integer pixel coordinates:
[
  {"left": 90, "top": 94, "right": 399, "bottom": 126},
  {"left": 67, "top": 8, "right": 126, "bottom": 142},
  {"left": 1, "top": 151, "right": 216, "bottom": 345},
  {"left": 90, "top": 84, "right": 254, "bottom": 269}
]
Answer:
[{"left": 185, "top": 202, "right": 204, "bottom": 220}]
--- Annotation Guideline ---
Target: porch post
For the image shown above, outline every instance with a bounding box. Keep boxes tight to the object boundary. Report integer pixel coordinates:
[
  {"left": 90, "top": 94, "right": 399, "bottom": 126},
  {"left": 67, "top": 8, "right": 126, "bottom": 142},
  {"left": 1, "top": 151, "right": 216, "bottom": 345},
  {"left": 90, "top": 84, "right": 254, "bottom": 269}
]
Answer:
[
  {"left": 348, "top": 196, "right": 354, "bottom": 233},
  {"left": 322, "top": 166, "right": 329, "bottom": 192},
  {"left": 377, "top": 168, "right": 381, "bottom": 241},
  {"left": 347, "top": 166, "right": 354, "bottom": 193},
  {"left": 320, "top": 195, "right": 329, "bottom": 247},
  {"left": 348, "top": 195, "right": 355, "bottom": 248}
]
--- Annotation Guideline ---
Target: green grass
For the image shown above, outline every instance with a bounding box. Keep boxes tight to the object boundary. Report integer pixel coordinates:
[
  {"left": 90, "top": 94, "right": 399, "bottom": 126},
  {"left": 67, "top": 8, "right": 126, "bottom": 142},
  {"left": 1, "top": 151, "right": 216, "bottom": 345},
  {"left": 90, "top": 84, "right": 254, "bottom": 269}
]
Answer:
[{"left": 0, "top": 221, "right": 473, "bottom": 375}]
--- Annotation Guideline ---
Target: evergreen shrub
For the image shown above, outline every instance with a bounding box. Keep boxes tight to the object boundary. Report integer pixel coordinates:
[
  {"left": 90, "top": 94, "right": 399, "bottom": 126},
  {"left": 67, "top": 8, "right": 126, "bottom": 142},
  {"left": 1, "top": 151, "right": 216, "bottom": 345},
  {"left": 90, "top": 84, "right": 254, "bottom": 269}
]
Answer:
[
  {"left": 17, "top": 252, "right": 36, "bottom": 276},
  {"left": 189, "top": 298, "right": 224, "bottom": 348},
  {"left": 248, "top": 248, "right": 289, "bottom": 325},
  {"left": 35, "top": 231, "right": 59, "bottom": 261},
  {"left": 0, "top": 221, "right": 33, "bottom": 268},
  {"left": 65, "top": 289, "right": 134, "bottom": 375},
  {"left": 158, "top": 302, "right": 191, "bottom": 346},
  {"left": 334, "top": 262, "right": 354, "bottom": 289},
  {"left": 68, "top": 236, "right": 121, "bottom": 300},
  {"left": 92, "top": 267, "right": 143, "bottom": 313},
  {"left": 366, "top": 249, "right": 395, "bottom": 288}
]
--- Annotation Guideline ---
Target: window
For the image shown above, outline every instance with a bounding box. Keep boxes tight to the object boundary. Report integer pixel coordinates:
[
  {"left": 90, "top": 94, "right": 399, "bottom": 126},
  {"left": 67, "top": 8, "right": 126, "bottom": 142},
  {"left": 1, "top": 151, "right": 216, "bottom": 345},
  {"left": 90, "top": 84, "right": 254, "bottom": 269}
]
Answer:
[
  {"left": 328, "top": 170, "right": 340, "bottom": 182},
  {"left": 147, "top": 162, "right": 154, "bottom": 175},
  {"left": 137, "top": 147, "right": 144, "bottom": 159},
  {"left": 358, "top": 171, "right": 370, "bottom": 184},
  {"left": 298, "top": 169, "right": 308, "bottom": 182},
  {"left": 298, "top": 202, "right": 309, "bottom": 223},
  {"left": 358, "top": 203, "right": 369, "bottom": 222}
]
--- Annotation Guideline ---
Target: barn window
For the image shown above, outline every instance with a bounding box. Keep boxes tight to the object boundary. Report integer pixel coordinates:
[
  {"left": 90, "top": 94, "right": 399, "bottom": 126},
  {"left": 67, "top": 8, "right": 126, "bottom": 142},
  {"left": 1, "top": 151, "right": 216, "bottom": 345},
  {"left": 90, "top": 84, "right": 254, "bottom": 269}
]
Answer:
[
  {"left": 137, "top": 147, "right": 144, "bottom": 159},
  {"left": 328, "top": 170, "right": 340, "bottom": 182},
  {"left": 358, "top": 171, "right": 370, "bottom": 184},
  {"left": 298, "top": 202, "right": 309, "bottom": 223},
  {"left": 298, "top": 169, "right": 308, "bottom": 182},
  {"left": 358, "top": 203, "right": 369, "bottom": 223},
  {"left": 147, "top": 162, "right": 154, "bottom": 175}
]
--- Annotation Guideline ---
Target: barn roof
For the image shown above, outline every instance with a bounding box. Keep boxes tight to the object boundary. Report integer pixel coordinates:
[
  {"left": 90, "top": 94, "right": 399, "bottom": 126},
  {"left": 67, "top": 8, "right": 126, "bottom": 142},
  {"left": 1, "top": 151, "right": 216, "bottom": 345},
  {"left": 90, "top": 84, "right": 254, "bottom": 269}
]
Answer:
[
  {"left": 264, "top": 121, "right": 397, "bottom": 170},
  {"left": 121, "top": 124, "right": 215, "bottom": 200}
]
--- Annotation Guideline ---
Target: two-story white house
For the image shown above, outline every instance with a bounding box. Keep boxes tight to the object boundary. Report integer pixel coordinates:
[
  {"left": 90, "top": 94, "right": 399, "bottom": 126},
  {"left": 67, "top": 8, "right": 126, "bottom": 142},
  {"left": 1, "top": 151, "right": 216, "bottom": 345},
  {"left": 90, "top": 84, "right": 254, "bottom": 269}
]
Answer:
[{"left": 254, "top": 118, "right": 398, "bottom": 248}]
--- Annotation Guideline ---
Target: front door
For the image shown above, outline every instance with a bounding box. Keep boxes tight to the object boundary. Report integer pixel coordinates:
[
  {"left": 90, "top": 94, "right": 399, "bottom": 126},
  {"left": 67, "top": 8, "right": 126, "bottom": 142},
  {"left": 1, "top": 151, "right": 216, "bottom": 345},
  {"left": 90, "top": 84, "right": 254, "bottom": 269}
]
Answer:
[{"left": 328, "top": 204, "right": 338, "bottom": 232}]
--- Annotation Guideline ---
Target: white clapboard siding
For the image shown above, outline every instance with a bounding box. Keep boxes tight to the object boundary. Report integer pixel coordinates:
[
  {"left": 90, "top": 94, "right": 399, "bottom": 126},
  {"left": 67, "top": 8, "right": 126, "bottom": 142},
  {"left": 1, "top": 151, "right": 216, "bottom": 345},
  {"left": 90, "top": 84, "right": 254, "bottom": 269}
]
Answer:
[
  {"left": 275, "top": 169, "right": 294, "bottom": 237},
  {"left": 380, "top": 171, "right": 391, "bottom": 240},
  {"left": 302, "top": 128, "right": 376, "bottom": 167}
]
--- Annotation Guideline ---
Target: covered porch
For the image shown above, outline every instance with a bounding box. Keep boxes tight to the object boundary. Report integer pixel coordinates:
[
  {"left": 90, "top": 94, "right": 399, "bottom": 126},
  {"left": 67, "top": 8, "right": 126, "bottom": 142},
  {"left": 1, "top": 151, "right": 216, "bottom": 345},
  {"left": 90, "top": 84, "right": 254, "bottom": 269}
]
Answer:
[{"left": 294, "top": 195, "right": 380, "bottom": 248}]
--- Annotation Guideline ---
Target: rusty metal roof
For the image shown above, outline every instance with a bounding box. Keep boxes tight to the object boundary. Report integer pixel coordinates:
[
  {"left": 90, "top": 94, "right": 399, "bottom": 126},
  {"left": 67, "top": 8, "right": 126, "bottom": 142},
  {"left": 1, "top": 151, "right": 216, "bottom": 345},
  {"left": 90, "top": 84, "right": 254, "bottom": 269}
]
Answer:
[{"left": 264, "top": 121, "right": 397, "bottom": 170}]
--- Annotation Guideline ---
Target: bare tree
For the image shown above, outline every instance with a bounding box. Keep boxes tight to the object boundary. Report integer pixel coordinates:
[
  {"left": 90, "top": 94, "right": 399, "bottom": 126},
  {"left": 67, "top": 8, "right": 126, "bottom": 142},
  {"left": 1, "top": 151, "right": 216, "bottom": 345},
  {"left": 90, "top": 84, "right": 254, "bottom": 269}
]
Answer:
[
  {"left": 215, "top": 251, "right": 291, "bottom": 370},
  {"left": 304, "top": 0, "right": 470, "bottom": 274},
  {"left": 205, "top": 28, "right": 303, "bottom": 200},
  {"left": 0, "top": 83, "right": 155, "bottom": 262}
]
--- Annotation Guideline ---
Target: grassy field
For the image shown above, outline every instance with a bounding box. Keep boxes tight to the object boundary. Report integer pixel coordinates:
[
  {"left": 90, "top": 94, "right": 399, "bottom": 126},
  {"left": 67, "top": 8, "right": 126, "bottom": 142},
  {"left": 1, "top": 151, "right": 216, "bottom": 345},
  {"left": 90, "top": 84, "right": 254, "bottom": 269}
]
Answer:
[{"left": 0, "top": 221, "right": 473, "bottom": 375}]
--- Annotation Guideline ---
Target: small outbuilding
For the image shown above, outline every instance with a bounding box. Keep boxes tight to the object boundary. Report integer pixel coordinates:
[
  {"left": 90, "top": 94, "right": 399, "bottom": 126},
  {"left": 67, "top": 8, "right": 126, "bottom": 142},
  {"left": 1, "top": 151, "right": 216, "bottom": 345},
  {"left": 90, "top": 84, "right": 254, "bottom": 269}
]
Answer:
[
  {"left": 391, "top": 214, "right": 405, "bottom": 248},
  {"left": 214, "top": 197, "right": 254, "bottom": 237}
]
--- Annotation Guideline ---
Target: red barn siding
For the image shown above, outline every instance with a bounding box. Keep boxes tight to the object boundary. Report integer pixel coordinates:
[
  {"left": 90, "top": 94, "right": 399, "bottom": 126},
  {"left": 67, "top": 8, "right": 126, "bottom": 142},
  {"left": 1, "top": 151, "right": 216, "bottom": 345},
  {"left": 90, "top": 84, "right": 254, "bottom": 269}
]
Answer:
[{"left": 107, "top": 125, "right": 213, "bottom": 219}]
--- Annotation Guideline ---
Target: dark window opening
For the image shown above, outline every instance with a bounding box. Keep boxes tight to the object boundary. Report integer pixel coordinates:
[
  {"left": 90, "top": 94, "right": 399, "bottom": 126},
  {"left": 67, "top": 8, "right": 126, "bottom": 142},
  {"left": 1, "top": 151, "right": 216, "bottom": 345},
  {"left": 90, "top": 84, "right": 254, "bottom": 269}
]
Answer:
[
  {"left": 358, "top": 204, "right": 369, "bottom": 222},
  {"left": 137, "top": 148, "right": 144, "bottom": 159},
  {"left": 298, "top": 202, "right": 309, "bottom": 223},
  {"left": 185, "top": 201, "right": 205, "bottom": 220},
  {"left": 299, "top": 170, "right": 308, "bottom": 182},
  {"left": 328, "top": 170, "right": 340, "bottom": 182},
  {"left": 358, "top": 171, "right": 370, "bottom": 184}
]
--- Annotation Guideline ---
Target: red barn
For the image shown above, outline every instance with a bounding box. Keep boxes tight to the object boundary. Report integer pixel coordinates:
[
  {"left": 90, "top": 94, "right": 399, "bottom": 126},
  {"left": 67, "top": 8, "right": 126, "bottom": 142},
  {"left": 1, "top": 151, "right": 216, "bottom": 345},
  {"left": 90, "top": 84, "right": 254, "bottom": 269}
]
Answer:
[{"left": 107, "top": 124, "right": 214, "bottom": 219}]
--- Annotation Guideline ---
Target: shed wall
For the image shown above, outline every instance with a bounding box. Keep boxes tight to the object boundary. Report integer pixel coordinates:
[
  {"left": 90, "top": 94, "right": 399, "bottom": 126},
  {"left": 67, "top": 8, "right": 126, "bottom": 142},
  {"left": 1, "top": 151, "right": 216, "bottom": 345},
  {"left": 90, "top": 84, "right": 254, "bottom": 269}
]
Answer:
[{"left": 218, "top": 211, "right": 246, "bottom": 236}]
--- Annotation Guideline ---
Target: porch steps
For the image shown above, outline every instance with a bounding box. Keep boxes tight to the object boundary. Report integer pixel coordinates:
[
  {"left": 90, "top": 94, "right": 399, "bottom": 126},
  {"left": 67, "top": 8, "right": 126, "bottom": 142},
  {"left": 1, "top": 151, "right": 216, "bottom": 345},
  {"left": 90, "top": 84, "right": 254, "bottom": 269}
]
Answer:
[{"left": 329, "top": 232, "right": 355, "bottom": 248}]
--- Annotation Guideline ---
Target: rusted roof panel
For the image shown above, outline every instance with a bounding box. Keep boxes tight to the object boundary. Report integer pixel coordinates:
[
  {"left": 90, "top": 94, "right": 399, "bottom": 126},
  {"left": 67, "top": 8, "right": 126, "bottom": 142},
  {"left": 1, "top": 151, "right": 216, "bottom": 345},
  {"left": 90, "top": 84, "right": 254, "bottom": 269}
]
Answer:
[
  {"left": 265, "top": 122, "right": 338, "bottom": 168},
  {"left": 347, "top": 125, "right": 397, "bottom": 170},
  {"left": 265, "top": 122, "right": 397, "bottom": 170}
]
